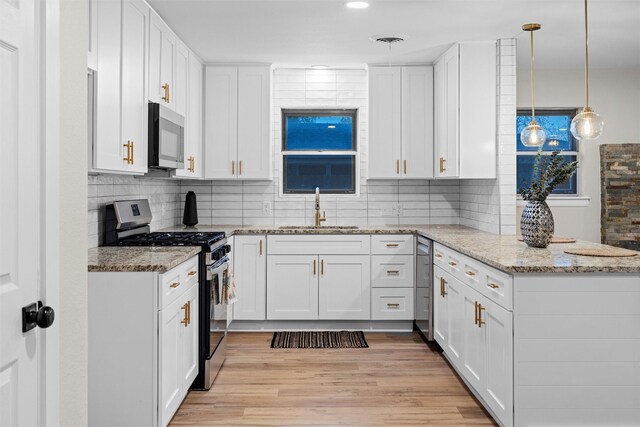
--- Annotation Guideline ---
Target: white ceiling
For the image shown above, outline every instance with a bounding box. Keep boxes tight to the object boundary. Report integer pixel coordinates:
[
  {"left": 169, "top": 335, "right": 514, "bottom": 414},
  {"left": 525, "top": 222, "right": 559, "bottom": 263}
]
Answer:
[{"left": 147, "top": 0, "right": 640, "bottom": 69}]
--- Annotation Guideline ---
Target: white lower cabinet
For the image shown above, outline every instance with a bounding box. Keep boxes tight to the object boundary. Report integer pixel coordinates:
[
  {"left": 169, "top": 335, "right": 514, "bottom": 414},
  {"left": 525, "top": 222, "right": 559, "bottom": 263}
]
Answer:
[
  {"left": 89, "top": 256, "right": 199, "bottom": 427},
  {"left": 267, "top": 255, "right": 318, "bottom": 320},
  {"left": 434, "top": 263, "right": 513, "bottom": 427},
  {"left": 371, "top": 287, "right": 414, "bottom": 320},
  {"left": 233, "top": 235, "right": 267, "bottom": 320},
  {"left": 319, "top": 255, "right": 371, "bottom": 320}
]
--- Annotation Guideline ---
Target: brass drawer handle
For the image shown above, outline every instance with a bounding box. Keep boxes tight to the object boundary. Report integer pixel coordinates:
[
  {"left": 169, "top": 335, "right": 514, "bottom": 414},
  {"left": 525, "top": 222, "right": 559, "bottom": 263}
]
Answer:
[
  {"left": 439, "top": 157, "right": 446, "bottom": 173},
  {"left": 187, "top": 271, "right": 197, "bottom": 277},
  {"left": 386, "top": 270, "right": 400, "bottom": 275},
  {"left": 440, "top": 277, "right": 447, "bottom": 297},
  {"left": 162, "top": 83, "right": 170, "bottom": 102},
  {"left": 259, "top": 239, "right": 263, "bottom": 255},
  {"left": 231, "top": 160, "right": 235, "bottom": 175},
  {"left": 396, "top": 160, "right": 400, "bottom": 174},
  {"left": 449, "top": 261, "right": 457, "bottom": 267},
  {"left": 181, "top": 302, "right": 189, "bottom": 327},
  {"left": 313, "top": 259, "right": 316, "bottom": 275},
  {"left": 488, "top": 283, "right": 500, "bottom": 289},
  {"left": 321, "top": 259, "right": 324, "bottom": 275},
  {"left": 386, "top": 243, "right": 399, "bottom": 248},
  {"left": 403, "top": 160, "right": 407, "bottom": 175},
  {"left": 477, "top": 303, "right": 485, "bottom": 327},
  {"left": 465, "top": 271, "right": 476, "bottom": 277},
  {"left": 387, "top": 303, "right": 400, "bottom": 309},
  {"left": 239, "top": 160, "right": 242, "bottom": 175},
  {"left": 169, "top": 282, "right": 180, "bottom": 289},
  {"left": 435, "top": 254, "right": 442, "bottom": 259},
  {"left": 474, "top": 301, "right": 479, "bottom": 325},
  {"left": 123, "top": 141, "right": 133, "bottom": 164}
]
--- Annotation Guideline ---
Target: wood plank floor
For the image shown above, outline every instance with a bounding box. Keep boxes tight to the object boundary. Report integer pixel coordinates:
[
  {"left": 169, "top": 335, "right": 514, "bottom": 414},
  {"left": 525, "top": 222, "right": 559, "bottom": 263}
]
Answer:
[{"left": 171, "top": 332, "right": 497, "bottom": 426}]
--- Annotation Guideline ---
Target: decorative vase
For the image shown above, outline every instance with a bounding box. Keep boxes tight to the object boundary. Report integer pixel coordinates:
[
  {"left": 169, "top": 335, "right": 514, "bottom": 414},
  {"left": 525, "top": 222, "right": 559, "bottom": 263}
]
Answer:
[{"left": 520, "top": 201, "right": 554, "bottom": 248}]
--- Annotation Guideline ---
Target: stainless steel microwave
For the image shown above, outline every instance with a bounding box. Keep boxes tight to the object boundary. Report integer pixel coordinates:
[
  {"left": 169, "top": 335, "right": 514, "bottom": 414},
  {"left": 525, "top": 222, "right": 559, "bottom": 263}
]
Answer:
[{"left": 148, "top": 102, "right": 185, "bottom": 169}]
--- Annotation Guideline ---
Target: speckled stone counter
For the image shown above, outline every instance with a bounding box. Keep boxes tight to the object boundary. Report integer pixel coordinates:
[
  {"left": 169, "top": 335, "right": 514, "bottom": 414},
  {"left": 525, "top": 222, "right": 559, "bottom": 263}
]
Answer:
[
  {"left": 88, "top": 246, "right": 201, "bottom": 273},
  {"left": 162, "top": 224, "right": 640, "bottom": 274}
]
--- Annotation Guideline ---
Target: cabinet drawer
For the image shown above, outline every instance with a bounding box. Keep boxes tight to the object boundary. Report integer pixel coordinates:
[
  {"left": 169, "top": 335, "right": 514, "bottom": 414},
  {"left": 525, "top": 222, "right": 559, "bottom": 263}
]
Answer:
[
  {"left": 267, "top": 234, "right": 370, "bottom": 255},
  {"left": 371, "top": 255, "right": 414, "bottom": 288},
  {"left": 371, "top": 234, "right": 414, "bottom": 255},
  {"left": 371, "top": 288, "right": 414, "bottom": 320},
  {"left": 160, "top": 256, "right": 198, "bottom": 309}
]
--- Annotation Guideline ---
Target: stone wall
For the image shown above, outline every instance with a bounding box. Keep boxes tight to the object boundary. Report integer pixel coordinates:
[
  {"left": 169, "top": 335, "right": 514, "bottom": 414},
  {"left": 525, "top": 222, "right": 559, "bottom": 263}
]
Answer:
[{"left": 600, "top": 144, "right": 640, "bottom": 250}]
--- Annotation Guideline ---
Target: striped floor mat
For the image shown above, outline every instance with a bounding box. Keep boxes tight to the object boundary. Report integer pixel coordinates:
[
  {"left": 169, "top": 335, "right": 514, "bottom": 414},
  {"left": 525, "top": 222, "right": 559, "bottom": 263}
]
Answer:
[{"left": 270, "top": 331, "right": 369, "bottom": 349}]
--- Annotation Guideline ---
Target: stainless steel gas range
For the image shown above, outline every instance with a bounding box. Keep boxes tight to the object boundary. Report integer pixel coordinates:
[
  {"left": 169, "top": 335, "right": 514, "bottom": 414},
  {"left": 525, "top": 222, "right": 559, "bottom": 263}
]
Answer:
[{"left": 104, "top": 199, "right": 229, "bottom": 390}]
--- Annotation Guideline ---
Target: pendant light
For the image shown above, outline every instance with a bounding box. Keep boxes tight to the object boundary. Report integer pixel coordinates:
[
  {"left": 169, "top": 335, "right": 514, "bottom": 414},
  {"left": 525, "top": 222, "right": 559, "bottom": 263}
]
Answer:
[
  {"left": 570, "top": 0, "right": 604, "bottom": 140},
  {"left": 520, "top": 23, "right": 546, "bottom": 148}
]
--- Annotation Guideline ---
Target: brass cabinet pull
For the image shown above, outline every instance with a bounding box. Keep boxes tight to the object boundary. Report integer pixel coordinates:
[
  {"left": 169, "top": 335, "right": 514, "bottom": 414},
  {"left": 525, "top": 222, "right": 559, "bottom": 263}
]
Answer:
[
  {"left": 403, "top": 160, "right": 407, "bottom": 174},
  {"left": 440, "top": 277, "right": 447, "bottom": 297},
  {"left": 435, "top": 253, "right": 442, "bottom": 259},
  {"left": 466, "top": 271, "right": 476, "bottom": 277},
  {"left": 477, "top": 303, "right": 485, "bottom": 327},
  {"left": 188, "top": 156, "right": 195, "bottom": 173},
  {"left": 187, "top": 271, "right": 197, "bottom": 277},
  {"left": 123, "top": 141, "right": 133, "bottom": 164},
  {"left": 488, "top": 283, "right": 500, "bottom": 289},
  {"left": 474, "top": 301, "right": 479, "bottom": 325},
  {"left": 162, "top": 83, "right": 170, "bottom": 102},
  {"left": 169, "top": 282, "right": 180, "bottom": 289},
  {"left": 386, "top": 270, "right": 400, "bottom": 275},
  {"left": 396, "top": 160, "right": 400, "bottom": 174},
  {"left": 313, "top": 259, "right": 316, "bottom": 275},
  {"left": 239, "top": 160, "right": 242, "bottom": 175},
  {"left": 320, "top": 259, "right": 324, "bottom": 275},
  {"left": 439, "top": 157, "right": 446, "bottom": 173},
  {"left": 386, "top": 243, "right": 399, "bottom": 248},
  {"left": 387, "top": 303, "right": 400, "bottom": 309},
  {"left": 130, "top": 141, "right": 134, "bottom": 164},
  {"left": 449, "top": 261, "right": 457, "bottom": 267},
  {"left": 181, "top": 302, "right": 189, "bottom": 327},
  {"left": 259, "top": 240, "right": 263, "bottom": 256},
  {"left": 232, "top": 160, "right": 235, "bottom": 175}
]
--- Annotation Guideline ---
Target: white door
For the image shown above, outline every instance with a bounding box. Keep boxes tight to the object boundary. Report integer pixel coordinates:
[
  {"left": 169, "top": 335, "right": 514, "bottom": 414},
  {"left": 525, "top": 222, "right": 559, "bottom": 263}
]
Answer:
[
  {"left": 0, "top": 0, "right": 47, "bottom": 424},
  {"left": 433, "top": 268, "right": 448, "bottom": 347},
  {"left": 237, "top": 66, "right": 271, "bottom": 179},
  {"left": 233, "top": 236, "right": 267, "bottom": 320},
  {"left": 174, "top": 40, "right": 188, "bottom": 117},
  {"left": 204, "top": 66, "right": 238, "bottom": 179},
  {"left": 318, "top": 255, "right": 371, "bottom": 320},
  {"left": 159, "top": 297, "right": 184, "bottom": 426},
  {"left": 181, "top": 284, "right": 199, "bottom": 392},
  {"left": 368, "top": 66, "right": 402, "bottom": 179},
  {"left": 401, "top": 66, "right": 433, "bottom": 178},
  {"left": 482, "top": 296, "right": 513, "bottom": 427},
  {"left": 121, "top": 0, "right": 148, "bottom": 174},
  {"left": 267, "top": 255, "right": 318, "bottom": 320},
  {"left": 461, "top": 285, "right": 485, "bottom": 392}
]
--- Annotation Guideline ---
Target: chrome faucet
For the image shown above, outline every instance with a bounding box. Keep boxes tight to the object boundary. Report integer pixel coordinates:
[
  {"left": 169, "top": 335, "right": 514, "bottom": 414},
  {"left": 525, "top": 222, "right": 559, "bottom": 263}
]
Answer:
[{"left": 314, "top": 187, "right": 326, "bottom": 227}]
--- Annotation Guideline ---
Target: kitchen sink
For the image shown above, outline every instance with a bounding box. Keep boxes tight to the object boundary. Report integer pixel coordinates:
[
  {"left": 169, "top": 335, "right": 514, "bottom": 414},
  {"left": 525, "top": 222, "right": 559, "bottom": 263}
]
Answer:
[{"left": 278, "top": 225, "right": 359, "bottom": 230}]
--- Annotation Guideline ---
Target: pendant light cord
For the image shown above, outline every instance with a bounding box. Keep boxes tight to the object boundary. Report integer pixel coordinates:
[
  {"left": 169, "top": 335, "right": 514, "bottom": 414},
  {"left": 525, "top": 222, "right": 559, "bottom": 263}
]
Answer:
[
  {"left": 530, "top": 29, "right": 536, "bottom": 121},
  {"left": 584, "top": 0, "right": 590, "bottom": 108}
]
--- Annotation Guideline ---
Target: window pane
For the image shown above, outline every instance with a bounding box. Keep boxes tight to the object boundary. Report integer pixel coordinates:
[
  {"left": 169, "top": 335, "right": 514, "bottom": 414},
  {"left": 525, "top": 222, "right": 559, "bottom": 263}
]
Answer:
[
  {"left": 284, "top": 113, "right": 355, "bottom": 151},
  {"left": 517, "top": 113, "right": 575, "bottom": 152},
  {"left": 283, "top": 155, "right": 355, "bottom": 193},
  {"left": 517, "top": 154, "right": 578, "bottom": 195}
]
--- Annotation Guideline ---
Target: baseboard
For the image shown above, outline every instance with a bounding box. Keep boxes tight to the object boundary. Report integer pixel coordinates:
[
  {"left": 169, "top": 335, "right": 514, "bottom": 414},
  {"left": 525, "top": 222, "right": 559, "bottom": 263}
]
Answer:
[{"left": 228, "top": 320, "right": 414, "bottom": 332}]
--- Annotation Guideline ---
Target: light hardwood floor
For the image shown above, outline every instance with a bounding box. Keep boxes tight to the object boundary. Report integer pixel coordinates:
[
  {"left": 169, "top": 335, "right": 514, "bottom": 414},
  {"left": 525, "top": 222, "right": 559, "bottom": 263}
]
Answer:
[{"left": 171, "top": 332, "right": 497, "bottom": 426}]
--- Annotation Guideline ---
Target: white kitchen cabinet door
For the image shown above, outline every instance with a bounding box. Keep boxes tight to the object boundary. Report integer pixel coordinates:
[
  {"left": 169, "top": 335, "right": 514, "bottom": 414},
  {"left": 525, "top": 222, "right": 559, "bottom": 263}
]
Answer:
[
  {"left": 120, "top": 0, "right": 149, "bottom": 174},
  {"left": 461, "top": 284, "right": 485, "bottom": 393},
  {"left": 237, "top": 66, "right": 271, "bottom": 180},
  {"left": 204, "top": 66, "right": 238, "bottom": 179},
  {"left": 401, "top": 66, "right": 433, "bottom": 178},
  {"left": 267, "top": 255, "right": 318, "bottom": 320},
  {"left": 444, "top": 271, "right": 464, "bottom": 367},
  {"left": 443, "top": 45, "right": 460, "bottom": 178},
  {"left": 159, "top": 295, "right": 185, "bottom": 427},
  {"left": 369, "top": 67, "right": 402, "bottom": 179},
  {"left": 88, "top": 0, "right": 98, "bottom": 70},
  {"left": 174, "top": 40, "right": 188, "bottom": 117},
  {"left": 174, "top": 51, "right": 203, "bottom": 178},
  {"left": 433, "top": 267, "right": 448, "bottom": 347},
  {"left": 94, "top": 0, "right": 123, "bottom": 171},
  {"left": 148, "top": 11, "right": 175, "bottom": 109},
  {"left": 433, "top": 58, "right": 446, "bottom": 178},
  {"left": 233, "top": 236, "right": 267, "bottom": 320},
  {"left": 181, "top": 284, "right": 199, "bottom": 393},
  {"left": 481, "top": 295, "right": 513, "bottom": 427},
  {"left": 318, "top": 255, "right": 371, "bottom": 320}
]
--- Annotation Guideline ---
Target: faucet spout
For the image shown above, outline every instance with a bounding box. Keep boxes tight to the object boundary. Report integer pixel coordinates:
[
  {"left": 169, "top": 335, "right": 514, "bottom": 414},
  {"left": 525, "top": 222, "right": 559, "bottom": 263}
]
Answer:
[{"left": 314, "top": 187, "right": 326, "bottom": 227}]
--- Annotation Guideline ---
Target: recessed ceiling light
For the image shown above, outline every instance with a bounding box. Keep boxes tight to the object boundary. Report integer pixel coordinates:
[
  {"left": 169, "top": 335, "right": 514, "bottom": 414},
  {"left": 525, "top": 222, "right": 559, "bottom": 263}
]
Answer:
[
  {"left": 345, "top": 2, "right": 369, "bottom": 9},
  {"left": 310, "top": 65, "right": 330, "bottom": 69}
]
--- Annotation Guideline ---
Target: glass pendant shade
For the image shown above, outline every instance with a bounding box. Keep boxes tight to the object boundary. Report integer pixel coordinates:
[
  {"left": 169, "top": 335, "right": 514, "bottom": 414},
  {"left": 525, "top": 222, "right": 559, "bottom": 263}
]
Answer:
[
  {"left": 521, "top": 121, "right": 547, "bottom": 147},
  {"left": 570, "top": 107, "right": 604, "bottom": 140}
]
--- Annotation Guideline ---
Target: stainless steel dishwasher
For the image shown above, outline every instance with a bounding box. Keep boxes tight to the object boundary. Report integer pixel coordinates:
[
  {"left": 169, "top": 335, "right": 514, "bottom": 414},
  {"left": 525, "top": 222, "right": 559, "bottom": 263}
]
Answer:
[{"left": 415, "top": 236, "right": 434, "bottom": 340}]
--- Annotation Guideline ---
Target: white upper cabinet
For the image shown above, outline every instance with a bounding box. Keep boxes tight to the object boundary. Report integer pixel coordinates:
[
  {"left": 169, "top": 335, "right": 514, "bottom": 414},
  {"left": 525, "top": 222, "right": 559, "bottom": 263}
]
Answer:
[
  {"left": 204, "top": 65, "right": 272, "bottom": 180},
  {"left": 93, "top": 0, "right": 149, "bottom": 174},
  {"left": 369, "top": 66, "right": 433, "bottom": 179},
  {"left": 148, "top": 10, "right": 182, "bottom": 112},
  {"left": 174, "top": 40, "right": 189, "bottom": 117},
  {"left": 88, "top": 0, "right": 98, "bottom": 70},
  {"left": 434, "top": 42, "right": 496, "bottom": 179},
  {"left": 174, "top": 51, "right": 204, "bottom": 178}
]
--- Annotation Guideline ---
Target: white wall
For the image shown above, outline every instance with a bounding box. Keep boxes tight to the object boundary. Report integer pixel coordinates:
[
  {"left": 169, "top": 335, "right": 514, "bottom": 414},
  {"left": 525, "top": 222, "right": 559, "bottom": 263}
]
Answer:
[
  {"left": 59, "top": 0, "right": 88, "bottom": 424},
  {"left": 516, "top": 68, "right": 640, "bottom": 242},
  {"left": 181, "top": 68, "right": 462, "bottom": 227}
]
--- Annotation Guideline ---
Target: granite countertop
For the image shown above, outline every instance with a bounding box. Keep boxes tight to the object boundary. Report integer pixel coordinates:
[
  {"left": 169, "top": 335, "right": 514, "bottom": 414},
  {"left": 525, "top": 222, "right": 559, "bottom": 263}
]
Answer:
[
  {"left": 162, "top": 224, "right": 640, "bottom": 274},
  {"left": 88, "top": 246, "right": 201, "bottom": 273}
]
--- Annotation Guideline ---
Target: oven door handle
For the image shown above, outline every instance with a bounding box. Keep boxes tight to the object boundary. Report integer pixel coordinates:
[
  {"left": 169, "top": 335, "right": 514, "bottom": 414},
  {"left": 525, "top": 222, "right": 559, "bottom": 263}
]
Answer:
[{"left": 208, "top": 260, "right": 229, "bottom": 281}]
